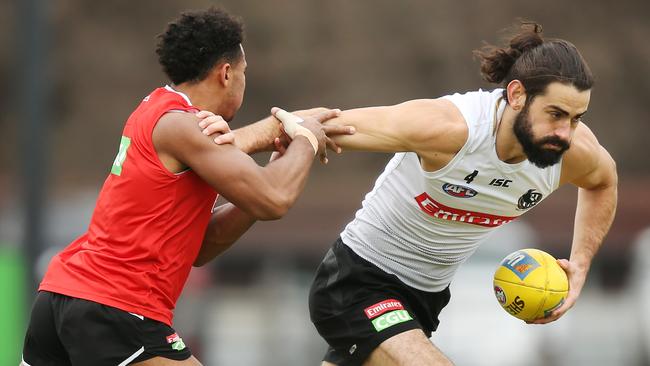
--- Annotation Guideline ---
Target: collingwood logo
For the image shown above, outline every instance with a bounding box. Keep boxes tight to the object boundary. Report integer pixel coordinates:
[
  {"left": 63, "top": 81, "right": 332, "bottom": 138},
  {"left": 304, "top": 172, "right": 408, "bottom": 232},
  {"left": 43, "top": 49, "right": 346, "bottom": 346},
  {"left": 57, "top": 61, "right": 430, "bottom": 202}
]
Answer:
[{"left": 517, "top": 189, "right": 543, "bottom": 210}]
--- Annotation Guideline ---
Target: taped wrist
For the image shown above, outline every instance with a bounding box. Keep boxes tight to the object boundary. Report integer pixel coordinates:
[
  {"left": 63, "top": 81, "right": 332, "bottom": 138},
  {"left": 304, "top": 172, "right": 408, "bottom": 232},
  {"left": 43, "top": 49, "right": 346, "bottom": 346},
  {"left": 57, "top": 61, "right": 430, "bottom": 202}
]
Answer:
[
  {"left": 274, "top": 108, "right": 318, "bottom": 155},
  {"left": 293, "top": 125, "right": 319, "bottom": 155}
]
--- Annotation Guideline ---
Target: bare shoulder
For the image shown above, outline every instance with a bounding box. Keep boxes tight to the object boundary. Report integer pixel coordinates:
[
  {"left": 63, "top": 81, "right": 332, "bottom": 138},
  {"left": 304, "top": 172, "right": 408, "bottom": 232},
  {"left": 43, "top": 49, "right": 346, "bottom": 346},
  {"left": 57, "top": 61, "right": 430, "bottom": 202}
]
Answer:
[
  {"left": 152, "top": 112, "right": 201, "bottom": 172},
  {"left": 155, "top": 111, "right": 200, "bottom": 139},
  {"left": 154, "top": 111, "right": 228, "bottom": 151},
  {"left": 398, "top": 98, "right": 468, "bottom": 155},
  {"left": 560, "top": 123, "right": 617, "bottom": 188},
  {"left": 153, "top": 111, "right": 236, "bottom": 173},
  {"left": 153, "top": 112, "right": 203, "bottom": 157}
]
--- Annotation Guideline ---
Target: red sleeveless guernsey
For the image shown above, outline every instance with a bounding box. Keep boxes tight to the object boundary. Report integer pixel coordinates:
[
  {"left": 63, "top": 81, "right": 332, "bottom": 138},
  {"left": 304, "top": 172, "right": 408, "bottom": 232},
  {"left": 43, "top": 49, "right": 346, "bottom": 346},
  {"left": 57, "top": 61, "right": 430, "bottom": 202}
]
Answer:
[{"left": 40, "top": 86, "right": 218, "bottom": 325}]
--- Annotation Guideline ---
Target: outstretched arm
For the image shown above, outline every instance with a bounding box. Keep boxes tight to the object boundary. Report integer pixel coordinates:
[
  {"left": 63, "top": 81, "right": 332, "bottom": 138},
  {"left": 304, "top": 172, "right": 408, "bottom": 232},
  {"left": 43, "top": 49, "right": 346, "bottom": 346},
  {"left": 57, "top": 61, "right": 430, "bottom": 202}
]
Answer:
[
  {"left": 532, "top": 125, "right": 618, "bottom": 324},
  {"left": 231, "top": 114, "right": 283, "bottom": 154},
  {"left": 202, "top": 99, "right": 468, "bottom": 158},
  {"left": 320, "top": 99, "right": 468, "bottom": 160},
  {"left": 209, "top": 108, "right": 353, "bottom": 156}
]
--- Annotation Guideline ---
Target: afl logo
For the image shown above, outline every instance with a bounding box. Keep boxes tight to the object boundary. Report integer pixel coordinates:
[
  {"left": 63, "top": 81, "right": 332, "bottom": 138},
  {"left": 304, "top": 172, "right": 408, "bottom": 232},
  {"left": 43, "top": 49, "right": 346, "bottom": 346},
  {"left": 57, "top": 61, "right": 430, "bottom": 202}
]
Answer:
[
  {"left": 517, "top": 189, "right": 543, "bottom": 210},
  {"left": 494, "top": 286, "right": 507, "bottom": 305},
  {"left": 442, "top": 183, "right": 478, "bottom": 198}
]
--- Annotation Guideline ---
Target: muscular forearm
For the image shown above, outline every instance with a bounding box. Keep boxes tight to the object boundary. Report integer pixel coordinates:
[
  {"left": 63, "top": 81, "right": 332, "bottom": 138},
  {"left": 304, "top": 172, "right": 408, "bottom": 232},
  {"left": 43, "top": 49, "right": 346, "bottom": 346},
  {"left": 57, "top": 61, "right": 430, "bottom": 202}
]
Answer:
[
  {"left": 570, "top": 184, "right": 617, "bottom": 271},
  {"left": 220, "top": 136, "right": 316, "bottom": 221},
  {"left": 257, "top": 136, "right": 315, "bottom": 215},
  {"left": 194, "top": 203, "right": 257, "bottom": 266},
  {"left": 233, "top": 107, "right": 338, "bottom": 155},
  {"left": 234, "top": 116, "right": 283, "bottom": 154},
  {"left": 531, "top": 176, "right": 617, "bottom": 324}
]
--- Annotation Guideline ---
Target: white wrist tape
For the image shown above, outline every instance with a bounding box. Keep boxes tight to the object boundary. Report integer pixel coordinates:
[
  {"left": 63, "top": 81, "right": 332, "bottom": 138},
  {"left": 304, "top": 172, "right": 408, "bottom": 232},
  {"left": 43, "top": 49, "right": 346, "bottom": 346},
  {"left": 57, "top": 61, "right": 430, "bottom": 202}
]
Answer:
[
  {"left": 274, "top": 108, "right": 304, "bottom": 137},
  {"left": 274, "top": 108, "right": 318, "bottom": 155},
  {"left": 293, "top": 126, "right": 319, "bottom": 155}
]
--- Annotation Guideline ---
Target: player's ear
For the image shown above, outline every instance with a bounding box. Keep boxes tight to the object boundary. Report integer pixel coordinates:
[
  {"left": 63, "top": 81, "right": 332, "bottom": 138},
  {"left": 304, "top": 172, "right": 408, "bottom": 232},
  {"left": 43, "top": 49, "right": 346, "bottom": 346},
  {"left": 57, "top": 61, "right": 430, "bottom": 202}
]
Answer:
[
  {"left": 212, "top": 63, "right": 231, "bottom": 87},
  {"left": 506, "top": 80, "right": 527, "bottom": 111}
]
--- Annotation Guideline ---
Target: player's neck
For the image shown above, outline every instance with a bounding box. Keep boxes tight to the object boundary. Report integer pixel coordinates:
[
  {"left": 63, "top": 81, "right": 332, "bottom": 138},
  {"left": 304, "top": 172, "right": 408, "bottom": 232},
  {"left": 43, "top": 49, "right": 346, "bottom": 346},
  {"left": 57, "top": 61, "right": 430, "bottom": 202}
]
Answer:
[
  {"left": 171, "top": 82, "right": 226, "bottom": 114},
  {"left": 495, "top": 106, "right": 527, "bottom": 164}
]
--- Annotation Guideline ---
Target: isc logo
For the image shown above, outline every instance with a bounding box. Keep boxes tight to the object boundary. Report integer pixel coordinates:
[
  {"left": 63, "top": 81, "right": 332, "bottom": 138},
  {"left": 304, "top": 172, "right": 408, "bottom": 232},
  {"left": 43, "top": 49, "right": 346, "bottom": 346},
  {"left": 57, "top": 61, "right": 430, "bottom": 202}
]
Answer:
[
  {"left": 489, "top": 178, "right": 513, "bottom": 187},
  {"left": 442, "top": 183, "right": 478, "bottom": 198}
]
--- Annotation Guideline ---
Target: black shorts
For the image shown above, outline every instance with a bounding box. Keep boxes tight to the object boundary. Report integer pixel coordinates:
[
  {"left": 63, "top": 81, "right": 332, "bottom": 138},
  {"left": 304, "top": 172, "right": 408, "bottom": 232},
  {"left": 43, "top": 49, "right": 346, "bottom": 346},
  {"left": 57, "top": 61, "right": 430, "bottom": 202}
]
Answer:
[
  {"left": 309, "top": 238, "right": 451, "bottom": 366},
  {"left": 22, "top": 291, "right": 192, "bottom": 365}
]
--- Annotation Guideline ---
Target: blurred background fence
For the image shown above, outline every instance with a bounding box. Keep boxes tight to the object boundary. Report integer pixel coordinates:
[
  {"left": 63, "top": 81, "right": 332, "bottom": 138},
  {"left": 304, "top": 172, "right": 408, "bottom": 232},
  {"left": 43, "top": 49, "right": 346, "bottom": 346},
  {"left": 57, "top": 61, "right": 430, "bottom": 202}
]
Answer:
[{"left": 1, "top": 0, "right": 648, "bottom": 364}]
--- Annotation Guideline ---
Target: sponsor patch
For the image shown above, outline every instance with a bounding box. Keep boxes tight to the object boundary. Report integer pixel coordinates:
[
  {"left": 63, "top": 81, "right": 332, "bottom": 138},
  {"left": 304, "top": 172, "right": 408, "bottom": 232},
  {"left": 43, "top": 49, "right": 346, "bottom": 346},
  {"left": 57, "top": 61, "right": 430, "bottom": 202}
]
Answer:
[
  {"left": 415, "top": 193, "right": 517, "bottom": 227},
  {"left": 494, "top": 286, "right": 507, "bottom": 305},
  {"left": 442, "top": 183, "right": 478, "bottom": 198},
  {"left": 371, "top": 310, "right": 413, "bottom": 332},
  {"left": 500, "top": 250, "right": 540, "bottom": 280},
  {"left": 364, "top": 299, "right": 404, "bottom": 319},
  {"left": 166, "top": 333, "right": 186, "bottom": 351}
]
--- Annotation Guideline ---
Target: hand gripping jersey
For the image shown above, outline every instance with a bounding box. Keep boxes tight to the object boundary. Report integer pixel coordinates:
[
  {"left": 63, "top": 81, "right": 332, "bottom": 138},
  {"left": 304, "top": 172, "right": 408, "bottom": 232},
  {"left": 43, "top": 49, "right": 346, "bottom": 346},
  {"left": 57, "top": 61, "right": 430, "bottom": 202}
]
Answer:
[
  {"left": 40, "top": 86, "right": 218, "bottom": 325},
  {"left": 340, "top": 89, "right": 562, "bottom": 292}
]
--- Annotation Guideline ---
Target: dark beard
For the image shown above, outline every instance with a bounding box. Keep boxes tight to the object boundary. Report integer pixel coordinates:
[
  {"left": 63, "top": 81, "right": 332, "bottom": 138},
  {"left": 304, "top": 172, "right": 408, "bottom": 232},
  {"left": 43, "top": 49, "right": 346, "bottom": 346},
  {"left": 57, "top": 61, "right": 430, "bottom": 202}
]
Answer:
[{"left": 513, "top": 103, "right": 570, "bottom": 168}]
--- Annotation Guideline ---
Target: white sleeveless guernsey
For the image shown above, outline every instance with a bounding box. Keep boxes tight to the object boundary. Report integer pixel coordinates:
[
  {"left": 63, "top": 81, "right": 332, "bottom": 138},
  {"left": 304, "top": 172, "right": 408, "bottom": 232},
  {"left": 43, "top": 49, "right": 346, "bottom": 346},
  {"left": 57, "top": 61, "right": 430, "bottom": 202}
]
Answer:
[{"left": 340, "top": 89, "right": 562, "bottom": 292}]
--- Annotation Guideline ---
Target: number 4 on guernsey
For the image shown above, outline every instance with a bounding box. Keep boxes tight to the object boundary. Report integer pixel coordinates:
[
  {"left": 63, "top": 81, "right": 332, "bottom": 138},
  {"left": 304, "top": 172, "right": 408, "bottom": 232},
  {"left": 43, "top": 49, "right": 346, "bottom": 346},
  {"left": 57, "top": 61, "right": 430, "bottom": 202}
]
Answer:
[{"left": 464, "top": 170, "right": 479, "bottom": 184}]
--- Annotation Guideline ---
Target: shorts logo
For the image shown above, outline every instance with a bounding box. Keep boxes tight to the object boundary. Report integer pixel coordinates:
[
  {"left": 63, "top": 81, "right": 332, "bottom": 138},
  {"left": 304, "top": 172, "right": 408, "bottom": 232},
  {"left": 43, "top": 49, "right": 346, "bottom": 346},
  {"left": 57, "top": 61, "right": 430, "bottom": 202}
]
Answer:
[
  {"left": 364, "top": 299, "right": 404, "bottom": 319},
  {"left": 371, "top": 310, "right": 413, "bottom": 332},
  {"left": 494, "top": 286, "right": 506, "bottom": 305},
  {"left": 166, "top": 333, "right": 186, "bottom": 351},
  {"left": 500, "top": 250, "right": 540, "bottom": 280},
  {"left": 415, "top": 193, "right": 517, "bottom": 227}
]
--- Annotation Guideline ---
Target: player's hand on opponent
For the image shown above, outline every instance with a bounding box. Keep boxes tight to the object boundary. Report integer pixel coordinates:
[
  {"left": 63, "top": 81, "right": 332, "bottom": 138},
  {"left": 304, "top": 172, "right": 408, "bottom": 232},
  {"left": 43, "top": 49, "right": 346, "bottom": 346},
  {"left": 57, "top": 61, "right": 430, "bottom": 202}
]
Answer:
[
  {"left": 529, "top": 258, "right": 585, "bottom": 324},
  {"left": 271, "top": 107, "right": 336, "bottom": 164},
  {"left": 290, "top": 107, "right": 355, "bottom": 155},
  {"left": 197, "top": 107, "right": 355, "bottom": 161},
  {"left": 196, "top": 110, "right": 234, "bottom": 144}
]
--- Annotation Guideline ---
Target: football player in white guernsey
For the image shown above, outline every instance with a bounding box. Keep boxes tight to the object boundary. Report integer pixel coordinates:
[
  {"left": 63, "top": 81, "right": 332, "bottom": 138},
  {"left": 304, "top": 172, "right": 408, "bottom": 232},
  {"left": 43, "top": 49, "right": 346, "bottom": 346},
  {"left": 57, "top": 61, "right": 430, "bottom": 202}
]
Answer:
[{"left": 202, "top": 22, "right": 617, "bottom": 366}]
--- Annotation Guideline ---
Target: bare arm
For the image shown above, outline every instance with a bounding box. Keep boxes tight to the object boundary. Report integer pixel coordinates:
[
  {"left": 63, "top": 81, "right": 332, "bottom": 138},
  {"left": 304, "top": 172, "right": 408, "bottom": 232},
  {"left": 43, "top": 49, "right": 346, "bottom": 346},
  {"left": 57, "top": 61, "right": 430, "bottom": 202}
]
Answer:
[
  {"left": 533, "top": 124, "right": 618, "bottom": 324},
  {"left": 224, "top": 107, "right": 350, "bottom": 155},
  {"left": 193, "top": 138, "right": 292, "bottom": 267},
  {"left": 187, "top": 109, "right": 336, "bottom": 266},
  {"left": 321, "top": 98, "right": 468, "bottom": 171},
  {"left": 193, "top": 202, "right": 255, "bottom": 266},
  {"left": 154, "top": 111, "right": 327, "bottom": 220},
  {"left": 220, "top": 99, "right": 467, "bottom": 159},
  {"left": 232, "top": 114, "right": 283, "bottom": 154}
]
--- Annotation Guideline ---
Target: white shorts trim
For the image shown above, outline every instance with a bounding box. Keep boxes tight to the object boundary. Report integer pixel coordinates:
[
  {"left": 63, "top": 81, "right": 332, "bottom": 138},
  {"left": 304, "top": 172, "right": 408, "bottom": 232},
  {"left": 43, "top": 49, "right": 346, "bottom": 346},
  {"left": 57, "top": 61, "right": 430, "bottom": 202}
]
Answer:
[
  {"left": 118, "top": 346, "right": 145, "bottom": 366},
  {"left": 128, "top": 312, "right": 144, "bottom": 320}
]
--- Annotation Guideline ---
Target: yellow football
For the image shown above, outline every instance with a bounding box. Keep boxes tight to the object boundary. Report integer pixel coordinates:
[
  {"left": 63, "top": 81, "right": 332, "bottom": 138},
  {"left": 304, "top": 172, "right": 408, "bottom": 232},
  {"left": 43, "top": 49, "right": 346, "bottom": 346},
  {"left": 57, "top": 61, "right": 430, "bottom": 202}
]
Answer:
[{"left": 493, "top": 248, "right": 568, "bottom": 321}]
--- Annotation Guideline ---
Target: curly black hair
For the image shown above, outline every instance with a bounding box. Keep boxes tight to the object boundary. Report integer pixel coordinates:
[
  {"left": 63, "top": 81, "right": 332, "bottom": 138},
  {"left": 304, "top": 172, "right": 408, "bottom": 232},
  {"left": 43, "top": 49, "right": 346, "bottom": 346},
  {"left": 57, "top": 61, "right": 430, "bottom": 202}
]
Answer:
[{"left": 156, "top": 7, "right": 244, "bottom": 85}]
